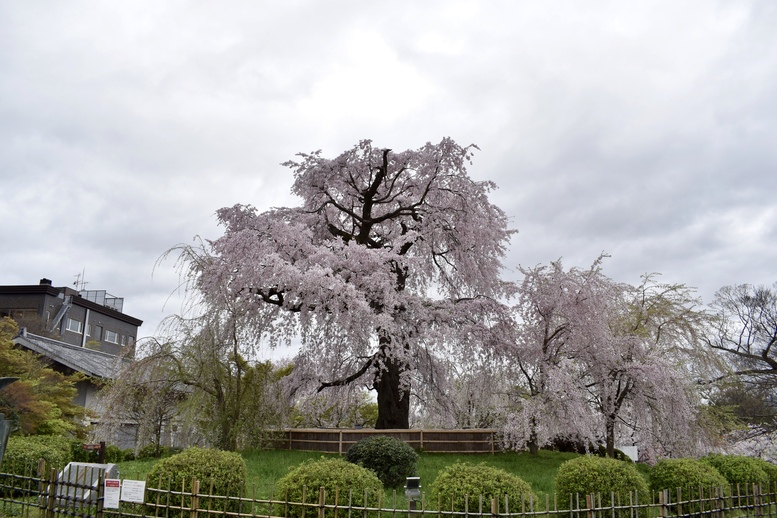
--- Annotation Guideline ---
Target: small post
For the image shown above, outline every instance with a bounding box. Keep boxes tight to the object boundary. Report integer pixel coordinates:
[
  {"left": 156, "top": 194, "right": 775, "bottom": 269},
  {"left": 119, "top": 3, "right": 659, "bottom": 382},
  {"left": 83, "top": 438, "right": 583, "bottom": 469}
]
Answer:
[{"left": 405, "top": 477, "right": 420, "bottom": 515}]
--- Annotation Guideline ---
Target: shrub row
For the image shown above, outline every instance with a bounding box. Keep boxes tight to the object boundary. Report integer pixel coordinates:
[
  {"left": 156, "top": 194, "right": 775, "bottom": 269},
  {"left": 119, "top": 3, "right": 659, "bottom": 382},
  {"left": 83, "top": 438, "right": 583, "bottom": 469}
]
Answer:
[
  {"left": 2, "top": 435, "right": 165, "bottom": 473},
  {"left": 5, "top": 437, "right": 776, "bottom": 514}
]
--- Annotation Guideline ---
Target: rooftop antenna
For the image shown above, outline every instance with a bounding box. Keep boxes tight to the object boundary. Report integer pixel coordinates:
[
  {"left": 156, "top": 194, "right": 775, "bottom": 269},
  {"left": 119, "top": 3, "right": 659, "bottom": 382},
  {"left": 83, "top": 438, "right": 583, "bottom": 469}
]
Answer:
[{"left": 74, "top": 269, "right": 88, "bottom": 291}]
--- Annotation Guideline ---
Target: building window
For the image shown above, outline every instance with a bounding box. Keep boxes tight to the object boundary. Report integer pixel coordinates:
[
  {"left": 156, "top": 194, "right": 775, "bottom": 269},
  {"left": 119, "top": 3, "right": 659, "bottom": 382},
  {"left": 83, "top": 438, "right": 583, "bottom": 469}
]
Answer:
[
  {"left": 66, "top": 318, "right": 83, "bottom": 334},
  {"left": 120, "top": 335, "right": 127, "bottom": 346},
  {"left": 86, "top": 324, "right": 91, "bottom": 336},
  {"left": 105, "top": 330, "right": 119, "bottom": 344}
]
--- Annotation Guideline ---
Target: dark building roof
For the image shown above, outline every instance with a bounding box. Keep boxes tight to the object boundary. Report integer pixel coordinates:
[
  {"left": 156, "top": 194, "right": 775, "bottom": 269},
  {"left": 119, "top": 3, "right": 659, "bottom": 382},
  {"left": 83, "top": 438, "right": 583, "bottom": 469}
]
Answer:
[
  {"left": 13, "top": 330, "right": 129, "bottom": 379},
  {"left": 0, "top": 282, "right": 143, "bottom": 327}
]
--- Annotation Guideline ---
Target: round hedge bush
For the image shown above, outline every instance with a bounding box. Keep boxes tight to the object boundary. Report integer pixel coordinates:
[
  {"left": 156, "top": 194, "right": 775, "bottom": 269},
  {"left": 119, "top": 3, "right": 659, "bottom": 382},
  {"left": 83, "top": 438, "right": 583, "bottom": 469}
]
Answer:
[
  {"left": 274, "top": 457, "right": 383, "bottom": 518},
  {"left": 146, "top": 447, "right": 247, "bottom": 515},
  {"left": 650, "top": 458, "right": 728, "bottom": 492},
  {"left": 555, "top": 456, "right": 649, "bottom": 515},
  {"left": 429, "top": 462, "right": 535, "bottom": 512},
  {"left": 700, "top": 454, "right": 769, "bottom": 485},
  {"left": 649, "top": 459, "right": 729, "bottom": 516},
  {"left": 345, "top": 435, "right": 418, "bottom": 488}
]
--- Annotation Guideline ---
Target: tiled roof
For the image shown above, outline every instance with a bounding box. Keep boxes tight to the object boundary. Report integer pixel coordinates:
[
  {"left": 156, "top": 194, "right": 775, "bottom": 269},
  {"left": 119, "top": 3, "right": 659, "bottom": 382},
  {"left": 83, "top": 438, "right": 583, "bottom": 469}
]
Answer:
[{"left": 13, "top": 331, "right": 129, "bottom": 379}]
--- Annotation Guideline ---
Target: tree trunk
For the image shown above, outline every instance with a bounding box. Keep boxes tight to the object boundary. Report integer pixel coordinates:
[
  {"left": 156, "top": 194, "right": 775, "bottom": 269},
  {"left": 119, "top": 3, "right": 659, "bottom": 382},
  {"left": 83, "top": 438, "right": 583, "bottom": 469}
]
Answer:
[
  {"left": 527, "top": 416, "right": 539, "bottom": 455},
  {"left": 605, "top": 414, "right": 616, "bottom": 458},
  {"left": 373, "top": 356, "right": 410, "bottom": 429}
]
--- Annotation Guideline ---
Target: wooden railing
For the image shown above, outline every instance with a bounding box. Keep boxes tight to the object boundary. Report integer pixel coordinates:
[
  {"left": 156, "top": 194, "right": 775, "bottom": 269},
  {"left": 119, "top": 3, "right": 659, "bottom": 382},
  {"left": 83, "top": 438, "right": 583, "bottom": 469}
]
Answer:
[
  {"left": 3, "top": 466, "right": 777, "bottom": 518},
  {"left": 277, "top": 428, "right": 498, "bottom": 454}
]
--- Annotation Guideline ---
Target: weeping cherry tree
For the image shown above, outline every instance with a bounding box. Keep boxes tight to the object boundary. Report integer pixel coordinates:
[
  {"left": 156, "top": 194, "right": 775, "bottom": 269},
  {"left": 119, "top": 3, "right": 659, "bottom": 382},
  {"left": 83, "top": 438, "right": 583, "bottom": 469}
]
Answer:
[{"left": 184, "top": 138, "right": 515, "bottom": 428}]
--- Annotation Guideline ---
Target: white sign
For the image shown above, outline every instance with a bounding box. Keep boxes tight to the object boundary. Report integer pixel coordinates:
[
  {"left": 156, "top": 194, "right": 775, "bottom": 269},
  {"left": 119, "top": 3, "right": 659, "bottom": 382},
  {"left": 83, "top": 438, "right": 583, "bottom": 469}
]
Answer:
[
  {"left": 121, "top": 479, "right": 146, "bottom": 504},
  {"left": 104, "top": 479, "right": 120, "bottom": 509}
]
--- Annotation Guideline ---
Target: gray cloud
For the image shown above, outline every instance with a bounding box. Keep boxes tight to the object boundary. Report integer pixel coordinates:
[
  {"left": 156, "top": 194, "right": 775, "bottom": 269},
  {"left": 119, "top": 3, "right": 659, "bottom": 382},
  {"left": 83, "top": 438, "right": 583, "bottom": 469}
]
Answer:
[{"left": 2, "top": 0, "right": 775, "bottom": 337}]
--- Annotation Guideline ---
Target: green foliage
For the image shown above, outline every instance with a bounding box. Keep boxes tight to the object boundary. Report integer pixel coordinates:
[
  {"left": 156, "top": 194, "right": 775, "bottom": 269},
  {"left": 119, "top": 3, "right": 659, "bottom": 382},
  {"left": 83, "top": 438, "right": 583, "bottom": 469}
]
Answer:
[
  {"left": 118, "top": 447, "right": 136, "bottom": 462},
  {"left": 136, "top": 443, "right": 164, "bottom": 459},
  {"left": 103, "top": 444, "right": 129, "bottom": 463},
  {"left": 710, "top": 382, "right": 777, "bottom": 428},
  {"left": 146, "top": 447, "right": 247, "bottom": 514},
  {"left": 292, "top": 389, "right": 378, "bottom": 429},
  {"left": 3, "top": 435, "right": 70, "bottom": 474},
  {"left": 650, "top": 458, "right": 728, "bottom": 491},
  {"left": 429, "top": 462, "right": 536, "bottom": 512},
  {"left": 274, "top": 457, "right": 383, "bottom": 517},
  {"left": 750, "top": 458, "right": 777, "bottom": 481},
  {"left": 555, "top": 456, "right": 649, "bottom": 516},
  {"left": 0, "top": 318, "right": 86, "bottom": 436},
  {"left": 345, "top": 435, "right": 418, "bottom": 488},
  {"left": 649, "top": 459, "right": 729, "bottom": 515},
  {"left": 67, "top": 440, "right": 131, "bottom": 463},
  {"left": 701, "top": 454, "right": 769, "bottom": 485}
]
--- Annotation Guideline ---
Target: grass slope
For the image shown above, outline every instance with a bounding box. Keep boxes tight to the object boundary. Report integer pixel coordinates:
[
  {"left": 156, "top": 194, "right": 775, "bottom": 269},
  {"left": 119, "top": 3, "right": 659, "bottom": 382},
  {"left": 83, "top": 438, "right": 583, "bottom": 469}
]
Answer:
[{"left": 118, "top": 449, "right": 588, "bottom": 504}]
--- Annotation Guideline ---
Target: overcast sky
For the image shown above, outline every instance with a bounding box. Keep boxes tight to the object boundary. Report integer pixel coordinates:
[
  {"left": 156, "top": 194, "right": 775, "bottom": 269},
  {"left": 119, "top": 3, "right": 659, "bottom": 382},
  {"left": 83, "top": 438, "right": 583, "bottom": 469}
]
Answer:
[{"left": 2, "top": 1, "right": 775, "bottom": 343}]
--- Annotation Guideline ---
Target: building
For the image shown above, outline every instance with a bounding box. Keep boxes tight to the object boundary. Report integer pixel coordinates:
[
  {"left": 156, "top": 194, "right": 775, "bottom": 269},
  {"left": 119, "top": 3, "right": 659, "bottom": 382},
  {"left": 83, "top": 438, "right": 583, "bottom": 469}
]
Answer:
[
  {"left": 0, "top": 278, "right": 142, "bottom": 356},
  {"left": 1, "top": 278, "right": 144, "bottom": 448},
  {"left": 12, "top": 328, "right": 129, "bottom": 414}
]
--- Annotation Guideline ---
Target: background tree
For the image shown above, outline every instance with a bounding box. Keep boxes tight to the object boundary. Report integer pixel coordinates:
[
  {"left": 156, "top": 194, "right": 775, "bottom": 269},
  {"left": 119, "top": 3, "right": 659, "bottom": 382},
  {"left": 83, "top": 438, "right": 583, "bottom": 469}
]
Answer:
[
  {"left": 707, "top": 283, "right": 777, "bottom": 397},
  {"left": 413, "top": 349, "right": 510, "bottom": 429},
  {"left": 291, "top": 387, "right": 378, "bottom": 428},
  {"left": 98, "top": 306, "right": 294, "bottom": 451},
  {"left": 705, "top": 282, "right": 777, "bottom": 452},
  {"left": 165, "top": 311, "right": 295, "bottom": 451},
  {"left": 0, "top": 317, "right": 86, "bottom": 436},
  {"left": 95, "top": 339, "right": 185, "bottom": 456},
  {"left": 503, "top": 258, "right": 606, "bottom": 454},
  {"left": 708, "top": 381, "right": 776, "bottom": 429},
  {"left": 186, "top": 138, "right": 515, "bottom": 428},
  {"left": 578, "top": 274, "right": 706, "bottom": 458},
  {"left": 503, "top": 260, "right": 707, "bottom": 458}
]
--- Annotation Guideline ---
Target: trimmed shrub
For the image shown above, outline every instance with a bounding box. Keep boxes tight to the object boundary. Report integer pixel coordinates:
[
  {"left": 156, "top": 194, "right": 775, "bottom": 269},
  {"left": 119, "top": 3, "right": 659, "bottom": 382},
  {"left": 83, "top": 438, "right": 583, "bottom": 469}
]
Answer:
[
  {"left": 345, "top": 435, "right": 418, "bottom": 488},
  {"left": 650, "top": 459, "right": 728, "bottom": 491},
  {"left": 701, "top": 454, "right": 769, "bottom": 485},
  {"left": 146, "top": 447, "right": 247, "bottom": 515},
  {"left": 274, "top": 457, "right": 383, "bottom": 518},
  {"left": 103, "top": 444, "right": 126, "bottom": 463},
  {"left": 555, "top": 456, "right": 649, "bottom": 516},
  {"left": 119, "top": 447, "right": 136, "bottom": 462},
  {"left": 3, "top": 436, "right": 71, "bottom": 474},
  {"left": 429, "top": 462, "right": 535, "bottom": 512},
  {"left": 650, "top": 458, "right": 728, "bottom": 514}
]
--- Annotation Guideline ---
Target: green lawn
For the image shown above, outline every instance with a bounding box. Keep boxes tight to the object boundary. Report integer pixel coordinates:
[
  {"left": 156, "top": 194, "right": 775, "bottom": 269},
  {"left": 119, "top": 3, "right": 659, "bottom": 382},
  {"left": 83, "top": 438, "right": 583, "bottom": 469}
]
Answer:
[{"left": 117, "top": 448, "right": 588, "bottom": 504}]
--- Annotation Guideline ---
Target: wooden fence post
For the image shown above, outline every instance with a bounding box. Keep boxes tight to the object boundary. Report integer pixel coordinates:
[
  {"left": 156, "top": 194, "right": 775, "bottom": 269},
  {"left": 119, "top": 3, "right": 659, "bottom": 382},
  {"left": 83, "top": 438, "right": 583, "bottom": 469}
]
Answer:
[
  {"left": 95, "top": 469, "right": 105, "bottom": 518},
  {"left": 318, "top": 487, "right": 326, "bottom": 518},
  {"left": 191, "top": 479, "right": 200, "bottom": 518},
  {"left": 45, "top": 467, "right": 57, "bottom": 518}
]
